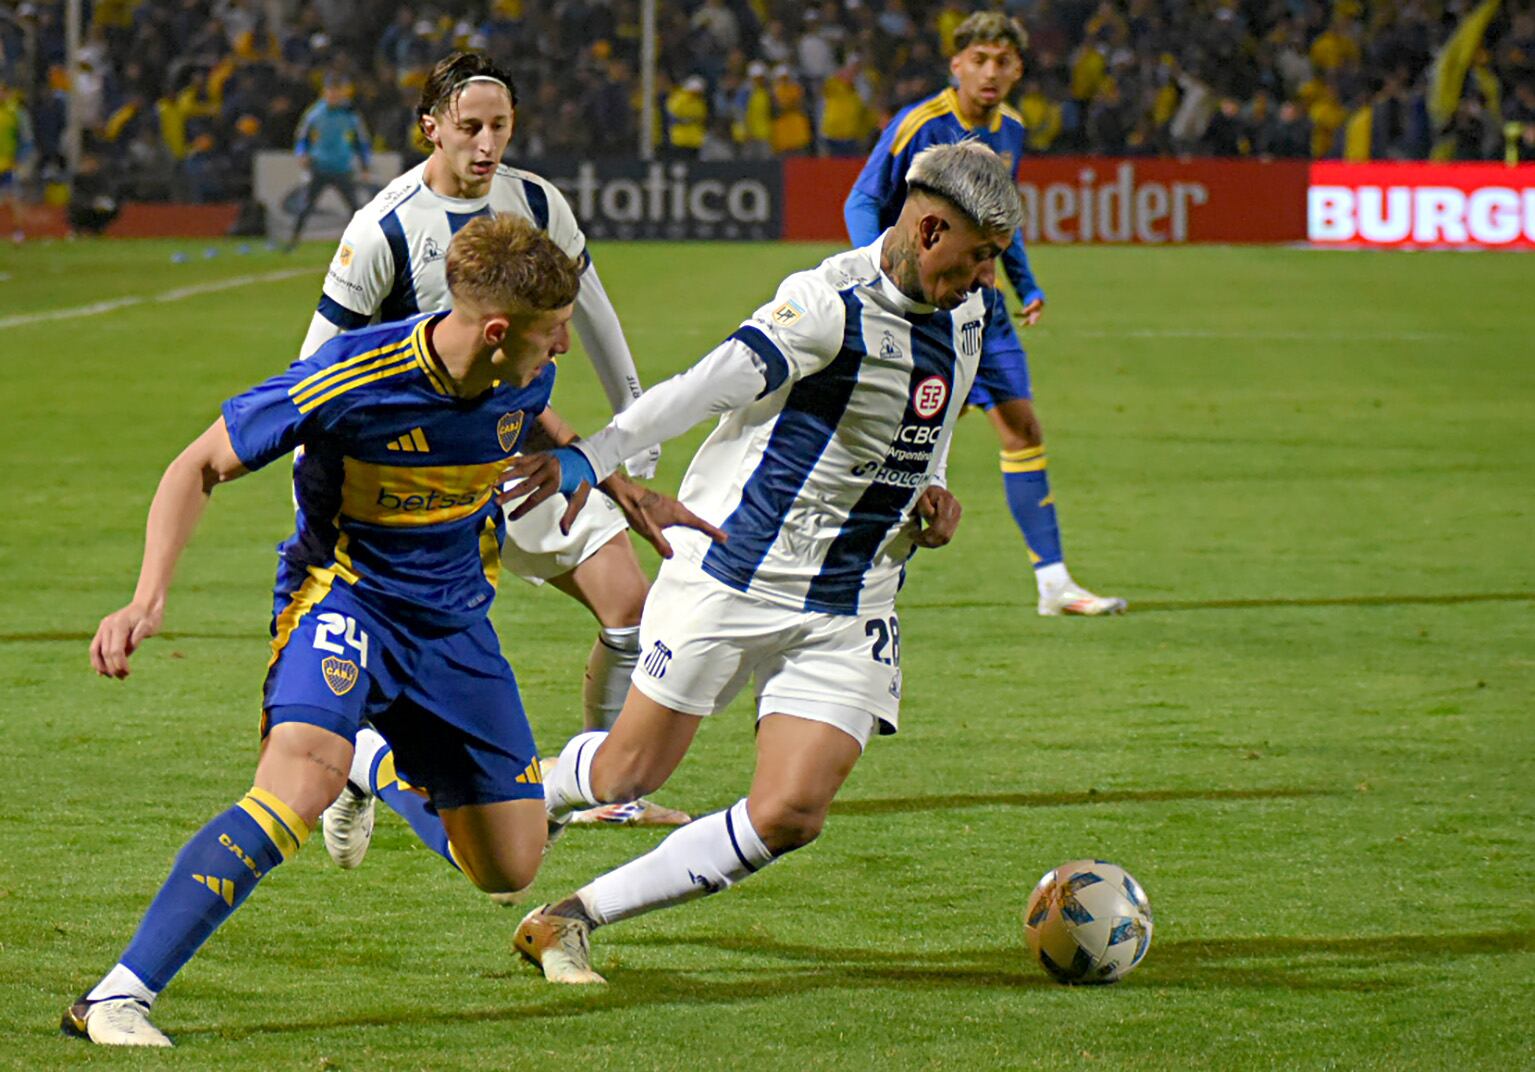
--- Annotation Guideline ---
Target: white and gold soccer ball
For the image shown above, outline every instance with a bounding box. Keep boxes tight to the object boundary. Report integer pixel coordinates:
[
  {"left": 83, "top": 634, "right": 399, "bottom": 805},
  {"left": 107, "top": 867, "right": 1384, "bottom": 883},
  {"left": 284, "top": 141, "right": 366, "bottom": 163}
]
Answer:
[{"left": 1023, "top": 860, "right": 1153, "bottom": 984}]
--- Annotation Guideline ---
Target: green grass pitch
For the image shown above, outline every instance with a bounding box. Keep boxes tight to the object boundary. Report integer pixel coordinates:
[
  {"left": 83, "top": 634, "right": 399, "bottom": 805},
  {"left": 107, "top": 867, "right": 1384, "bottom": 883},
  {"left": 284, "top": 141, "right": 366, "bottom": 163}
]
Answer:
[{"left": 0, "top": 237, "right": 1531, "bottom": 1071}]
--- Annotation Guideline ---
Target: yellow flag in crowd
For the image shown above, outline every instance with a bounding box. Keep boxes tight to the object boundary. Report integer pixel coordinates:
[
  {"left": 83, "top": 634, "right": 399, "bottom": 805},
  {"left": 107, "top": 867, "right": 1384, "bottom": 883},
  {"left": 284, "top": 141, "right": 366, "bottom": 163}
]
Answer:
[{"left": 1428, "top": 0, "right": 1501, "bottom": 159}]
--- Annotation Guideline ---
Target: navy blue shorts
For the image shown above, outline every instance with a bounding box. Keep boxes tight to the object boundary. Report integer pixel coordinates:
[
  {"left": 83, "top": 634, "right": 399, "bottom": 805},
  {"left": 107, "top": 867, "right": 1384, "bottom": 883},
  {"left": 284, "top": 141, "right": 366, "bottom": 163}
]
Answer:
[
  {"left": 966, "top": 286, "right": 1033, "bottom": 408},
  {"left": 261, "top": 580, "right": 541, "bottom": 809}
]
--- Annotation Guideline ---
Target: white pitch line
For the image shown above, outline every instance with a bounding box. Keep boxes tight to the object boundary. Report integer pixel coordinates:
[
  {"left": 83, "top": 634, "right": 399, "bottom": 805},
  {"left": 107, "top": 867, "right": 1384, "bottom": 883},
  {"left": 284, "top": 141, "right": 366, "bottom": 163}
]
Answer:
[{"left": 0, "top": 268, "right": 311, "bottom": 330}]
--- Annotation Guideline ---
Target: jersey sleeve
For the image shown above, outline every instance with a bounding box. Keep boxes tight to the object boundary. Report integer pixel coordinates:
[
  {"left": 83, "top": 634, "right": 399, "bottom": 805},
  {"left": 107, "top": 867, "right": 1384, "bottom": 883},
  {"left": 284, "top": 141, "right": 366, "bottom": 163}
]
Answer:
[
  {"left": 845, "top": 111, "right": 911, "bottom": 245},
  {"left": 219, "top": 352, "right": 348, "bottom": 471},
  {"left": 317, "top": 213, "right": 393, "bottom": 329},
  {"left": 732, "top": 271, "right": 848, "bottom": 386},
  {"left": 535, "top": 177, "right": 588, "bottom": 267}
]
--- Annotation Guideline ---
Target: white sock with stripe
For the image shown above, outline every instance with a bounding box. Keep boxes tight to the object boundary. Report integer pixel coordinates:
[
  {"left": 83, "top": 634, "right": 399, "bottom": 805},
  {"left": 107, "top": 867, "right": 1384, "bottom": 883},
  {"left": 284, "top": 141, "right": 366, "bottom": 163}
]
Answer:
[
  {"left": 576, "top": 799, "right": 773, "bottom": 926},
  {"left": 86, "top": 963, "right": 156, "bottom": 1005},
  {"left": 544, "top": 731, "right": 608, "bottom": 820}
]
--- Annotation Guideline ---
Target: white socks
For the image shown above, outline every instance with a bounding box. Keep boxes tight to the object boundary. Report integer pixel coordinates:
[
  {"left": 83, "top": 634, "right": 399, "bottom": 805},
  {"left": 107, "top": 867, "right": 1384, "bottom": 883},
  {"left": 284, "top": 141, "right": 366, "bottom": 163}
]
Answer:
[
  {"left": 351, "top": 725, "right": 389, "bottom": 791},
  {"left": 544, "top": 730, "right": 609, "bottom": 820},
  {"left": 1035, "top": 562, "right": 1071, "bottom": 595},
  {"left": 87, "top": 963, "right": 157, "bottom": 1005},
  {"left": 577, "top": 799, "right": 773, "bottom": 926},
  {"left": 583, "top": 626, "right": 641, "bottom": 731}
]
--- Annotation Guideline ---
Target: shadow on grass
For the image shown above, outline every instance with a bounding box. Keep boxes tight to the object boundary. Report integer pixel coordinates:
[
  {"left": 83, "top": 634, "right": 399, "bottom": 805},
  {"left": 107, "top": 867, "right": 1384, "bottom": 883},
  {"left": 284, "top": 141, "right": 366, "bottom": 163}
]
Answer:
[
  {"left": 903, "top": 592, "right": 1535, "bottom": 614},
  {"left": 161, "top": 928, "right": 1535, "bottom": 1042},
  {"left": 832, "top": 786, "right": 1337, "bottom": 817}
]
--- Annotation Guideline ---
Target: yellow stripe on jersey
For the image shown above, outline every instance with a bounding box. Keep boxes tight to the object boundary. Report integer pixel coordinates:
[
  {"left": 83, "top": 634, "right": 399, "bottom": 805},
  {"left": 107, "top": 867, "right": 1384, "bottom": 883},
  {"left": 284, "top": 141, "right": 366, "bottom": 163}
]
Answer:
[
  {"left": 891, "top": 95, "right": 952, "bottom": 154},
  {"left": 268, "top": 567, "right": 341, "bottom": 668},
  {"left": 294, "top": 352, "right": 420, "bottom": 414},
  {"left": 409, "top": 427, "right": 430, "bottom": 452},
  {"left": 411, "top": 317, "right": 454, "bottom": 396},
  {"left": 479, "top": 515, "right": 501, "bottom": 590},
  {"left": 289, "top": 338, "right": 413, "bottom": 403},
  {"left": 339, "top": 458, "right": 510, "bottom": 528},
  {"left": 1000, "top": 103, "right": 1025, "bottom": 127}
]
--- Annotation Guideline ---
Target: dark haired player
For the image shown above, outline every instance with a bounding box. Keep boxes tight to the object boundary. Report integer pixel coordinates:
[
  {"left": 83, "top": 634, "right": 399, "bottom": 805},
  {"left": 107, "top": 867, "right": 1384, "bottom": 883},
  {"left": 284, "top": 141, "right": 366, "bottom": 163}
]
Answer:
[
  {"left": 298, "top": 53, "right": 689, "bottom": 860},
  {"left": 845, "top": 13, "right": 1125, "bottom": 617}
]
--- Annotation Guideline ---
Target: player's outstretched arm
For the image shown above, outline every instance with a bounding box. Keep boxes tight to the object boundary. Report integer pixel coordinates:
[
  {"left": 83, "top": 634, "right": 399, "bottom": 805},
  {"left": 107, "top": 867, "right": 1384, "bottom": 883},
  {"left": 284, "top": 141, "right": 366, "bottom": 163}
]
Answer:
[
  {"left": 595, "top": 471, "right": 726, "bottom": 559},
  {"left": 90, "top": 418, "right": 248, "bottom": 679}
]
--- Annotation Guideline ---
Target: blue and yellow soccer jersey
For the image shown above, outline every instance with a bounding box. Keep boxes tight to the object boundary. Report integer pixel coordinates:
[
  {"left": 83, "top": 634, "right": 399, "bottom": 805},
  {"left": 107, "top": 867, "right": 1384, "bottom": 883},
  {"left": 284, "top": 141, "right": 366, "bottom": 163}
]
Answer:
[
  {"left": 844, "top": 87, "right": 1043, "bottom": 305},
  {"left": 220, "top": 313, "right": 553, "bottom": 632}
]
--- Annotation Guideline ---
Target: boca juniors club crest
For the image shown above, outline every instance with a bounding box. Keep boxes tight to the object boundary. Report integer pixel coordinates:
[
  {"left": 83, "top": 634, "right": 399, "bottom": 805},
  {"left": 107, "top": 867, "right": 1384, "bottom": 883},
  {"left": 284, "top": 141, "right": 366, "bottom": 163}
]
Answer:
[
  {"left": 497, "top": 411, "right": 526, "bottom": 452},
  {"left": 321, "top": 657, "right": 359, "bottom": 696},
  {"left": 912, "top": 375, "right": 949, "bottom": 419}
]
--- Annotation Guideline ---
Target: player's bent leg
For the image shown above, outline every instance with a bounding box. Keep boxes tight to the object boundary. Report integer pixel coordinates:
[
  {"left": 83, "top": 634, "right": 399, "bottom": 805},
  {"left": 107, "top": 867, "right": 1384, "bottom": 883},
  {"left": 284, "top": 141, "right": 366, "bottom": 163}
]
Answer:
[
  {"left": 545, "top": 688, "right": 703, "bottom": 825},
  {"left": 986, "top": 399, "right": 1127, "bottom": 617},
  {"left": 741, "top": 713, "right": 864, "bottom": 853},
  {"left": 436, "top": 798, "right": 547, "bottom": 896},
  {"left": 515, "top": 712, "right": 866, "bottom": 985},
  {"left": 63, "top": 717, "right": 343, "bottom": 1046}
]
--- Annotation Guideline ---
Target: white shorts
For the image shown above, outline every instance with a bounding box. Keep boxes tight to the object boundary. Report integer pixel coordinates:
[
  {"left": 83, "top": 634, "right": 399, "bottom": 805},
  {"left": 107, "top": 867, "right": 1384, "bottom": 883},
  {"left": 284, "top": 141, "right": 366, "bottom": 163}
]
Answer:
[
  {"left": 500, "top": 490, "right": 629, "bottom": 584},
  {"left": 631, "top": 559, "right": 903, "bottom": 749}
]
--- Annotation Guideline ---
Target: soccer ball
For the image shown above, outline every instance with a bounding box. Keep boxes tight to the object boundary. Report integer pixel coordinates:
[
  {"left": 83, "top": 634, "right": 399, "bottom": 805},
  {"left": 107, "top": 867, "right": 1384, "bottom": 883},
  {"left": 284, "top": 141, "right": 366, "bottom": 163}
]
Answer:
[{"left": 1023, "top": 860, "right": 1153, "bottom": 984}]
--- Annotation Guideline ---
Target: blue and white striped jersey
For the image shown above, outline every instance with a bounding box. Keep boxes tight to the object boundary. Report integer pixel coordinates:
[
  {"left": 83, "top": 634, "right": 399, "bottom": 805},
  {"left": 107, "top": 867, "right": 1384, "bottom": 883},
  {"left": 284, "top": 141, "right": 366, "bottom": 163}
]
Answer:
[
  {"left": 667, "top": 237, "right": 986, "bottom": 617},
  {"left": 316, "top": 161, "right": 585, "bottom": 330}
]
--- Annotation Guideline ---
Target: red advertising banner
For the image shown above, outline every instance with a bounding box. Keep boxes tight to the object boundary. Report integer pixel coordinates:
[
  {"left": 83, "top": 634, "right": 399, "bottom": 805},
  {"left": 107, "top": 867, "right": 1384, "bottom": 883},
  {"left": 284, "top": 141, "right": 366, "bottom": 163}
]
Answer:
[
  {"left": 1014, "top": 157, "right": 1309, "bottom": 244},
  {"left": 1308, "top": 162, "right": 1535, "bottom": 250},
  {"left": 782, "top": 157, "right": 865, "bottom": 241},
  {"left": 781, "top": 156, "right": 1310, "bottom": 244}
]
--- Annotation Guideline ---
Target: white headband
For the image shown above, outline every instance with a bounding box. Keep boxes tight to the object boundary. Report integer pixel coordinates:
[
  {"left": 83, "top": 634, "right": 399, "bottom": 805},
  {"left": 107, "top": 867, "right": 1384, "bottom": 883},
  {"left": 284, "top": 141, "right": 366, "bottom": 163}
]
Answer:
[{"left": 452, "top": 75, "right": 511, "bottom": 99}]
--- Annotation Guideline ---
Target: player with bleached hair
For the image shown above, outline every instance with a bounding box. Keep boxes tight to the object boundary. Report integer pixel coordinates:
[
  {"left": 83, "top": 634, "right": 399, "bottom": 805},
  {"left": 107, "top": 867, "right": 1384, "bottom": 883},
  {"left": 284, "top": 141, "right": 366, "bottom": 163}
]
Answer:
[
  {"left": 302, "top": 52, "right": 689, "bottom": 859},
  {"left": 845, "top": 12, "right": 1125, "bottom": 617},
  {"left": 506, "top": 141, "right": 1019, "bottom": 983},
  {"left": 62, "top": 216, "right": 715, "bottom": 1046}
]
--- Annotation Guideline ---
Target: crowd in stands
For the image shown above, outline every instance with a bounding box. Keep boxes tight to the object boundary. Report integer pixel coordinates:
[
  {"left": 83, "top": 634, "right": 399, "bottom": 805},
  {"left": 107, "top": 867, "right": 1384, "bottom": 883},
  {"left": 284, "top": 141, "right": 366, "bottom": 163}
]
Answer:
[{"left": 1, "top": 0, "right": 1532, "bottom": 208}]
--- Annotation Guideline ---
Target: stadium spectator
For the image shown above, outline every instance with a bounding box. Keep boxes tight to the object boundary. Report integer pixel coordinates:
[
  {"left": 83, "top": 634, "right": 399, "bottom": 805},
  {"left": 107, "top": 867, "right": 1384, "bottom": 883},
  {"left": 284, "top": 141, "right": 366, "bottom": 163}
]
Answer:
[
  {"left": 285, "top": 76, "right": 369, "bottom": 250},
  {"left": 736, "top": 61, "right": 775, "bottom": 158},
  {"left": 819, "top": 56, "right": 870, "bottom": 155},
  {"left": 769, "top": 64, "right": 813, "bottom": 155},
  {"left": 664, "top": 74, "right": 708, "bottom": 158}
]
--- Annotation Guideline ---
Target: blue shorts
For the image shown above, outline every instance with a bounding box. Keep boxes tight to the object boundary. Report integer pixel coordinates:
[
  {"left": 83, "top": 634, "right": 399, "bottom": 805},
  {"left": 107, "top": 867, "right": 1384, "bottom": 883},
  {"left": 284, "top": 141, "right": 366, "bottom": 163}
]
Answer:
[
  {"left": 261, "top": 581, "right": 540, "bottom": 809},
  {"left": 966, "top": 286, "right": 1033, "bottom": 408}
]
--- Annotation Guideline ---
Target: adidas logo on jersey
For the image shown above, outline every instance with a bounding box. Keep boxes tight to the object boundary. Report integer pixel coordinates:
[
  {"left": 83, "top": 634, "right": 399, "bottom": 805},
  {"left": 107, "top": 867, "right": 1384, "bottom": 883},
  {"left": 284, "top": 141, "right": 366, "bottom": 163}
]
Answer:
[{"left": 386, "top": 428, "right": 430, "bottom": 452}]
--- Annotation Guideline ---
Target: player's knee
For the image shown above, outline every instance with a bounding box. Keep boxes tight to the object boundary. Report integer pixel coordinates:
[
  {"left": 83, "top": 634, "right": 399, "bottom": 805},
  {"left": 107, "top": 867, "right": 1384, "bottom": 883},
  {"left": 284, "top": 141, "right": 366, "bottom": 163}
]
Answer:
[
  {"left": 749, "top": 800, "right": 827, "bottom": 853},
  {"left": 463, "top": 854, "right": 540, "bottom": 897}
]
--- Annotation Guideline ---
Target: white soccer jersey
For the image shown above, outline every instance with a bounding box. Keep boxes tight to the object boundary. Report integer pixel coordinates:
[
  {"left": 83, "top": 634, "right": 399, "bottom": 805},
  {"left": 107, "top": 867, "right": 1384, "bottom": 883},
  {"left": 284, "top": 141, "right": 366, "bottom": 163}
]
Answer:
[
  {"left": 586, "top": 237, "right": 986, "bottom": 617},
  {"left": 316, "top": 161, "right": 586, "bottom": 326}
]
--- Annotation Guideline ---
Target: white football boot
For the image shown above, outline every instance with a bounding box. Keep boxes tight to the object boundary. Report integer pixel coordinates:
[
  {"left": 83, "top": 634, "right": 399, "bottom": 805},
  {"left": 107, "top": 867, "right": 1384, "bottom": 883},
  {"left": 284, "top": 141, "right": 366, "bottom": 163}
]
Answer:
[
  {"left": 61, "top": 997, "right": 172, "bottom": 1047},
  {"left": 1038, "top": 583, "right": 1128, "bottom": 617},
  {"left": 569, "top": 799, "right": 692, "bottom": 827}
]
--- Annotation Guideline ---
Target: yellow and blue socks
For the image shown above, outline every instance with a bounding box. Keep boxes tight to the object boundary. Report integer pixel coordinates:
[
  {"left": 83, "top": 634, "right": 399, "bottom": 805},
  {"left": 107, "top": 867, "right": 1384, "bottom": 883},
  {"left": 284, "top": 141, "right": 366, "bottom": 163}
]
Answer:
[
  {"left": 353, "top": 727, "right": 457, "bottom": 870},
  {"left": 1000, "top": 446, "right": 1065, "bottom": 584},
  {"left": 90, "top": 789, "right": 308, "bottom": 1000}
]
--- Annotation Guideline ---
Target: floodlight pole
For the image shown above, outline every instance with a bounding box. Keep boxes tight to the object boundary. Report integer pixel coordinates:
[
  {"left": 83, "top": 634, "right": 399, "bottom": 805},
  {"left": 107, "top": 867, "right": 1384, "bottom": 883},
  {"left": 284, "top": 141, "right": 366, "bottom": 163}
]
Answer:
[
  {"left": 640, "top": 0, "right": 655, "bottom": 161},
  {"left": 64, "top": 0, "right": 82, "bottom": 170}
]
